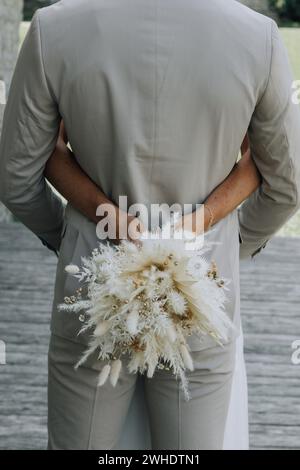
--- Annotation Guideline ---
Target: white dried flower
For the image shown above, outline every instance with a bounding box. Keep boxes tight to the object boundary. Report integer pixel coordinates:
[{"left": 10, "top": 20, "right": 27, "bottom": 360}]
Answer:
[
  {"left": 167, "top": 290, "right": 187, "bottom": 316},
  {"left": 65, "top": 264, "right": 80, "bottom": 275},
  {"left": 166, "top": 324, "right": 177, "bottom": 343},
  {"left": 147, "top": 362, "right": 156, "bottom": 379},
  {"left": 110, "top": 359, "right": 122, "bottom": 387},
  {"left": 180, "top": 344, "right": 194, "bottom": 371},
  {"left": 128, "top": 352, "right": 144, "bottom": 374},
  {"left": 94, "top": 321, "right": 110, "bottom": 337},
  {"left": 97, "top": 364, "right": 111, "bottom": 386},
  {"left": 126, "top": 309, "right": 139, "bottom": 335}
]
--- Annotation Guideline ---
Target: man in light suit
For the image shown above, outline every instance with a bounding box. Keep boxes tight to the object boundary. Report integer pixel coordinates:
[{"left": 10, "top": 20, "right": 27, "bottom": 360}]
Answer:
[{"left": 0, "top": 0, "right": 300, "bottom": 449}]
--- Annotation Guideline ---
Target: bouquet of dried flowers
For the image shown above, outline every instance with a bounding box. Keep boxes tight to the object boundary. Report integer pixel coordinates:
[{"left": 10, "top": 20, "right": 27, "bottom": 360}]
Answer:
[{"left": 59, "top": 215, "right": 234, "bottom": 400}]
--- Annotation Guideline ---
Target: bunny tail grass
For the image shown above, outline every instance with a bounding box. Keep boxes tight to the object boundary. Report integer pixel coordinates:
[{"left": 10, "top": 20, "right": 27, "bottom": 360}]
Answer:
[{"left": 97, "top": 364, "right": 111, "bottom": 387}]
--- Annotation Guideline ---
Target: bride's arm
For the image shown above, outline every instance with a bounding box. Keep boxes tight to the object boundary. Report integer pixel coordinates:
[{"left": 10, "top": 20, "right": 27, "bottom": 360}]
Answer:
[
  {"left": 44, "top": 121, "right": 142, "bottom": 242},
  {"left": 203, "top": 133, "right": 261, "bottom": 229},
  {"left": 45, "top": 122, "right": 109, "bottom": 223},
  {"left": 180, "top": 134, "right": 261, "bottom": 232},
  {"left": 45, "top": 125, "right": 260, "bottom": 234}
]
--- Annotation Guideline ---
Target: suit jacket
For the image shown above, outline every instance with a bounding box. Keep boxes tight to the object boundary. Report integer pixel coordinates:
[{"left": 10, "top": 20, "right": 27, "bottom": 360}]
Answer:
[{"left": 1, "top": 0, "right": 300, "bottom": 346}]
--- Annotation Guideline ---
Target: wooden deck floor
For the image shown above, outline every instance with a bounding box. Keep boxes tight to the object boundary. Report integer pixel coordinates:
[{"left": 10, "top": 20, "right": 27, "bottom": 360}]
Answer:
[{"left": 0, "top": 223, "right": 299, "bottom": 450}]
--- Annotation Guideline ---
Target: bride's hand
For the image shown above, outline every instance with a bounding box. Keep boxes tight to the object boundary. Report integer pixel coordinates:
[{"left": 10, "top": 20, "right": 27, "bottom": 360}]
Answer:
[
  {"left": 174, "top": 206, "right": 212, "bottom": 236},
  {"left": 114, "top": 208, "right": 145, "bottom": 245}
]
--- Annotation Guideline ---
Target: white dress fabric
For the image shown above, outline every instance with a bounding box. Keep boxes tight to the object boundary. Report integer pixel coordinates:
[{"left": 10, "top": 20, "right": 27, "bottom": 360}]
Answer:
[
  {"left": 223, "top": 330, "right": 249, "bottom": 450},
  {"left": 117, "top": 330, "right": 249, "bottom": 450}
]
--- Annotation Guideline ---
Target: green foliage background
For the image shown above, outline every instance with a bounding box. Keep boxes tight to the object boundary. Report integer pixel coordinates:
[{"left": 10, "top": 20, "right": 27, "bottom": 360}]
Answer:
[
  {"left": 23, "top": 1, "right": 57, "bottom": 21},
  {"left": 23, "top": 1, "right": 300, "bottom": 23},
  {"left": 269, "top": 0, "right": 300, "bottom": 22}
]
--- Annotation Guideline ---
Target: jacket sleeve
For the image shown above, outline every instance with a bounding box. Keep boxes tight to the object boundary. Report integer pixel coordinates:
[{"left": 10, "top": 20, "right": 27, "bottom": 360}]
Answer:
[
  {"left": 238, "top": 20, "right": 300, "bottom": 259},
  {"left": 0, "top": 11, "right": 64, "bottom": 254}
]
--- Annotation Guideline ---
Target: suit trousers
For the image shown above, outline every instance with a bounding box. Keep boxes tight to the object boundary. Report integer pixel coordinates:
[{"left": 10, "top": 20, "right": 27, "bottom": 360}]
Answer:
[{"left": 47, "top": 333, "right": 236, "bottom": 450}]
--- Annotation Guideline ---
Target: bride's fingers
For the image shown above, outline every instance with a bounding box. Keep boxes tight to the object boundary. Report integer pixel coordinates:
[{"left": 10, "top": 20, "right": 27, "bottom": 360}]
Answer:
[
  {"left": 128, "top": 217, "right": 144, "bottom": 242},
  {"left": 131, "top": 238, "right": 143, "bottom": 248}
]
